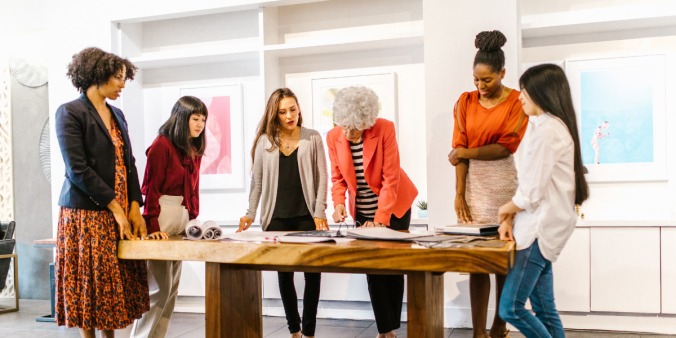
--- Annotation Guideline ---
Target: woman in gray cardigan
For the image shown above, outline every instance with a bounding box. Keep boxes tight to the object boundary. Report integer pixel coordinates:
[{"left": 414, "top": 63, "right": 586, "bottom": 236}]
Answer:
[{"left": 238, "top": 88, "right": 328, "bottom": 338}]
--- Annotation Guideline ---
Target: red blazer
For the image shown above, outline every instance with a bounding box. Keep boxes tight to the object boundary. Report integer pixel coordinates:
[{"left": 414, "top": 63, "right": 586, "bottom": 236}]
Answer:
[{"left": 326, "top": 118, "right": 418, "bottom": 225}]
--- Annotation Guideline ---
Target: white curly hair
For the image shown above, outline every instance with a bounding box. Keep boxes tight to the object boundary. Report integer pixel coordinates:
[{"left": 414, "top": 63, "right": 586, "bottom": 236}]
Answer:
[{"left": 333, "top": 86, "right": 380, "bottom": 130}]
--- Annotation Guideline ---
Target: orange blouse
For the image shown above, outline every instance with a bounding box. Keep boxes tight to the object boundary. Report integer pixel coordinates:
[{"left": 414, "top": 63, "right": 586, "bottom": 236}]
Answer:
[{"left": 452, "top": 89, "right": 528, "bottom": 153}]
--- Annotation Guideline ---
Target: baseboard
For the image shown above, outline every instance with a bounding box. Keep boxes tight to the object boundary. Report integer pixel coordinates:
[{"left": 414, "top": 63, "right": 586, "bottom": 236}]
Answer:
[{"left": 174, "top": 296, "right": 676, "bottom": 333}]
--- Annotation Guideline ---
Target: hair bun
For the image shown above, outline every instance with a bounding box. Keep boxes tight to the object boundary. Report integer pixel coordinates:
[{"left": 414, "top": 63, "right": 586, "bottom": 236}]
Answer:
[{"left": 475, "top": 30, "right": 507, "bottom": 52}]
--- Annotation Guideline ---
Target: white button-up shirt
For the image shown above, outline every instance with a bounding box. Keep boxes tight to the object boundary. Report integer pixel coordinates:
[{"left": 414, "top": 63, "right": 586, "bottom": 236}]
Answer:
[{"left": 512, "top": 113, "right": 577, "bottom": 262}]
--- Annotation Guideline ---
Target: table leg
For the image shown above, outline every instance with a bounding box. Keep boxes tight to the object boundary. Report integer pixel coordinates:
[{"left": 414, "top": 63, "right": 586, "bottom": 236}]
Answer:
[
  {"left": 205, "top": 263, "right": 262, "bottom": 338},
  {"left": 407, "top": 271, "right": 444, "bottom": 338}
]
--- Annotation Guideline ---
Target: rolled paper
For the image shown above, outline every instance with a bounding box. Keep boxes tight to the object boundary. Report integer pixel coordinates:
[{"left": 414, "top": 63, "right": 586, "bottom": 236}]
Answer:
[
  {"left": 186, "top": 219, "right": 205, "bottom": 240},
  {"left": 202, "top": 221, "right": 221, "bottom": 240}
]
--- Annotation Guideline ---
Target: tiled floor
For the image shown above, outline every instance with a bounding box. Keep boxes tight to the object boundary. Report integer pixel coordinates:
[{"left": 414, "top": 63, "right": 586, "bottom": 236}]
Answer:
[{"left": 0, "top": 300, "right": 674, "bottom": 337}]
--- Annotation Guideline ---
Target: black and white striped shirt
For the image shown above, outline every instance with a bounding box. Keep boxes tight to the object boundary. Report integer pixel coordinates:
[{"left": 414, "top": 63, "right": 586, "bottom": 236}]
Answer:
[{"left": 351, "top": 141, "right": 378, "bottom": 217}]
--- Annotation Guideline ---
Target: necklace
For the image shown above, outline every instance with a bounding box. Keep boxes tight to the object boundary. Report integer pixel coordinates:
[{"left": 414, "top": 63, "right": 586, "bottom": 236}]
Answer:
[
  {"left": 482, "top": 86, "right": 507, "bottom": 109},
  {"left": 280, "top": 127, "right": 299, "bottom": 150}
]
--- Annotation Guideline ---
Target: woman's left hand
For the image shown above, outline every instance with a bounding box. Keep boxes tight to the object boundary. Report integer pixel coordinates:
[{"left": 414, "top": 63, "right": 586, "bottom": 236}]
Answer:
[
  {"left": 314, "top": 218, "right": 329, "bottom": 230},
  {"left": 129, "top": 201, "right": 147, "bottom": 239},
  {"left": 147, "top": 231, "right": 170, "bottom": 240},
  {"left": 362, "top": 221, "right": 385, "bottom": 228},
  {"left": 498, "top": 215, "right": 514, "bottom": 241},
  {"left": 448, "top": 148, "right": 465, "bottom": 166}
]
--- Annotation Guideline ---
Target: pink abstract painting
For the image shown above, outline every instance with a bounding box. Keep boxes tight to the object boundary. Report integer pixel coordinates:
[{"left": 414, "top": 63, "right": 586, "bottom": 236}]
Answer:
[{"left": 199, "top": 96, "right": 232, "bottom": 175}]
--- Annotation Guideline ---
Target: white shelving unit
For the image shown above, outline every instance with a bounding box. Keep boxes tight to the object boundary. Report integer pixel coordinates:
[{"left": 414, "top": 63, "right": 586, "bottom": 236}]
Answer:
[
  {"left": 111, "top": 0, "right": 427, "bottom": 308},
  {"left": 521, "top": 0, "right": 676, "bottom": 46}
]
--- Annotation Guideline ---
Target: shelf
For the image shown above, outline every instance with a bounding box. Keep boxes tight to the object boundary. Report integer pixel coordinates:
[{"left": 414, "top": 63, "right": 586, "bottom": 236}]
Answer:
[
  {"left": 264, "top": 21, "right": 424, "bottom": 58},
  {"left": 130, "top": 43, "right": 260, "bottom": 69},
  {"left": 521, "top": 1, "right": 676, "bottom": 39}
]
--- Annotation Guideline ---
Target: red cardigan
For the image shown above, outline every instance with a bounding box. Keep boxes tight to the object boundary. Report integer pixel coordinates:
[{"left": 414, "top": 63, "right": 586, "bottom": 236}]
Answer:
[
  {"left": 142, "top": 135, "right": 201, "bottom": 233},
  {"left": 326, "top": 118, "right": 418, "bottom": 225}
]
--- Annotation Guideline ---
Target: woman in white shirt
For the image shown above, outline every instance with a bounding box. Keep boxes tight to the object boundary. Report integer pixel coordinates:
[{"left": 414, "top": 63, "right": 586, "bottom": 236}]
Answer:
[{"left": 497, "top": 64, "right": 589, "bottom": 338}]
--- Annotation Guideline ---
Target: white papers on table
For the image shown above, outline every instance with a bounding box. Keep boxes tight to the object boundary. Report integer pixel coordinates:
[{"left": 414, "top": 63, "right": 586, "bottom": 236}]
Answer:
[
  {"left": 278, "top": 236, "right": 355, "bottom": 244},
  {"left": 346, "top": 227, "right": 428, "bottom": 241},
  {"left": 221, "top": 231, "right": 293, "bottom": 242}
]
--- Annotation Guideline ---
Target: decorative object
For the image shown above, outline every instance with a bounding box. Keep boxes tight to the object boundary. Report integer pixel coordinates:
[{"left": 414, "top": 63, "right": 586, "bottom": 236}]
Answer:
[
  {"left": 8, "top": 57, "right": 48, "bottom": 88},
  {"left": 416, "top": 200, "right": 427, "bottom": 218},
  {"left": 0, "top": 62, "right": 14, "bottom": 222},
  {"left": 311, "top": 72, "right": 397, "bottom": 136},
  {"left": 566, "top": 54, "right": 666, "bottom": 182},
  {"left": 180, "top": 84, "right": 245, "bottom": 190},
  {"left": 39, "top": 119, "right": 50, "bottom": 183}
]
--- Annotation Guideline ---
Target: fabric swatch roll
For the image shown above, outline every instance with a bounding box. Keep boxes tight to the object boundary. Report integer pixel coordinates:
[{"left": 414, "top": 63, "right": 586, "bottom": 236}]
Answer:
[{"left": 186, "top": 219, "right": 206, "bottom": 240}]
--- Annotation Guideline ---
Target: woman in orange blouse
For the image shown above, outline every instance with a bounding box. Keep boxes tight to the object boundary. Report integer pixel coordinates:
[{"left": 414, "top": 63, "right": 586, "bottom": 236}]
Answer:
[{"left": 448, "top": 31, "right": 528, "bottom": 338}]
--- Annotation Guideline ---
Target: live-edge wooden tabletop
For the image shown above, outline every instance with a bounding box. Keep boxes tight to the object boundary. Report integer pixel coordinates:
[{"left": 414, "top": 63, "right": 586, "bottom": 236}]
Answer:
[{"left": 118, "top": 235, "right": 515, "bottom": 275}]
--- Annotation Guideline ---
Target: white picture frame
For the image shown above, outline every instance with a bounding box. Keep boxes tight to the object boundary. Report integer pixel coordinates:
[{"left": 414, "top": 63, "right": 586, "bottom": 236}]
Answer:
[
  {"left": 180, "top": 83, "right": 245, "bottom": 190},
  {"left": 311, "top": 72, "right": 398, "bottom": 137},
  {"left": 565, "top": 54, "right": 667, "bottom": 182}
]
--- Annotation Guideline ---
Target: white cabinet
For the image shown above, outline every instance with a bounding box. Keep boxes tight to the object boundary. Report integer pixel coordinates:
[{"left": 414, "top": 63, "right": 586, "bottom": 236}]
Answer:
[
  {"left": 552, "top": 228, "right": 590, "bottom": 312},
  {"left": 590, "top": 227, "right": 661, "bottom": 313},
  {"left": 662, "top": 228, "right": 676, "bottom": 314}
]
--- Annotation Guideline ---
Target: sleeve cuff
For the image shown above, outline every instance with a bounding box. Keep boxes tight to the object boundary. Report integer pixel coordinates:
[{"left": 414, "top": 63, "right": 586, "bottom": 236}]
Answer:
[
  {"left": 145, "top": 216, "right": 160, "bottom": 234},
  {"left": 512, "top": 190, "right": 535, "bottom": 213},
  {"left": 374, "top": 211, "right": 391, "bottom": 226}
]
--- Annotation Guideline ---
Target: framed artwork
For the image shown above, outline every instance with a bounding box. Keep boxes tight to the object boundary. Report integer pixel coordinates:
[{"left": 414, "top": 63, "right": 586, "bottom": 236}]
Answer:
[
  {"left": 566, "top": 54, "right": 667, "bottom": 182},
  {"left": 311, "top": 72, "right": 397, "bottom": 137},
  {"left": 180, "top": 84, "right": 245, "bottom": 189}
]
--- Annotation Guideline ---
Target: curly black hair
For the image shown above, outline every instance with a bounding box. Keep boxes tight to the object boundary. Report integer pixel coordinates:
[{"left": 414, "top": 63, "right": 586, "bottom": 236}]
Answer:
[
  {"left": 66, "top": 47, "right": 137, "bottom": 93},
  {"left": 473, "top": 30, "right": 507, "bottom": 73}
]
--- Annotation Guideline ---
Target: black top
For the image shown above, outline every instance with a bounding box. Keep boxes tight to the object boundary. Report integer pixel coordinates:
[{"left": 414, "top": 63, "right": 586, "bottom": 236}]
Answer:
[
  {"left": 271, "top": 148, "right": 310, "bottom": 219},
  {"left": 55, "top": 93, "right": 144, "bottom": 210}
]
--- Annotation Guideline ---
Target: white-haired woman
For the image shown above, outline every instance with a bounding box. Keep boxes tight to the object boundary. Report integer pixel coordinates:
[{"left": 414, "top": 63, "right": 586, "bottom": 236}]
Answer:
[{"left": 326, "top": 86, "right": 418, "bottom": 338}]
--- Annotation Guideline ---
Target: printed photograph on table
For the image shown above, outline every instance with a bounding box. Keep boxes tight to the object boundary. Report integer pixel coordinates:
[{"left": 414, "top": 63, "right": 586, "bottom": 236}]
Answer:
[
  {"left": 566, "top": 55, "right": 666, "bottom": 182},
  {"left": 180, "top": 84, "right": 245, "bottom": 189}
]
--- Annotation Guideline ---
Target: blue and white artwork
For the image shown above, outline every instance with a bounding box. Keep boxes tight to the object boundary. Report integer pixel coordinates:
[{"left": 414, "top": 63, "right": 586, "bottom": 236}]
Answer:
[{"left": 580, "top": 67, "right": 653, "bottom": 165}]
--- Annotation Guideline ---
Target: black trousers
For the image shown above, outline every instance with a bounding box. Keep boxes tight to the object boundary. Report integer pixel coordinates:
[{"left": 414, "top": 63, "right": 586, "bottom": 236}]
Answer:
[
  {"left": 356, "top": 209, "right": 411, "bottom": 334},
  {"left": 267, "top": 214, "right": 321, "bottom": 336}
]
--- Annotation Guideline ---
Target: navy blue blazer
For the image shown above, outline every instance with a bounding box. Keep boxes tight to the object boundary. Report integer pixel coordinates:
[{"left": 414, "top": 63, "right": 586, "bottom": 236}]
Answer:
[{"left": 56, "top": 93, "right": 144, "bottom": 210}]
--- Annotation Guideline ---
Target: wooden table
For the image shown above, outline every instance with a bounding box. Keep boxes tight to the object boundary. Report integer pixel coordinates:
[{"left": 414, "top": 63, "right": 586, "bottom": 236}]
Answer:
[{"left": 119, "top": 236, "right": 514, "bottom": 338}]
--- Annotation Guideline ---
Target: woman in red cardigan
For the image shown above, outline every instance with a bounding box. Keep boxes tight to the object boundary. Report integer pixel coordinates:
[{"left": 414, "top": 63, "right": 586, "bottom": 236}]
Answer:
[
  {"left": 326, "top": 86, "right": 417, "bottom": 338},
  {"left": 131, "top": 96, "right": 206, "bottom": 338}
]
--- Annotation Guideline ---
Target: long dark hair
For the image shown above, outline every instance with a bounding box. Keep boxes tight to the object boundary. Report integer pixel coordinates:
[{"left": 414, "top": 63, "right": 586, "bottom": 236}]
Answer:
[
  {"left": 519, "top": 64, "right": 589, "bottom": 205},
  {"left": 159, "top": 96, "right": 208, "bottom": 158},
  {"left": 251, "top": 88, "right": 302, "bottom": 166},
  {"left": 474, "top": 30, "right": 506, "bottom": 73}
]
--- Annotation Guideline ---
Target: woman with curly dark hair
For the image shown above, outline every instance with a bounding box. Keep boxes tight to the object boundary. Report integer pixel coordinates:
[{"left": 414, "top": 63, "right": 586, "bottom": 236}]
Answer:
[{"left": 54, "top": 47, "right": 149, "bottom": 338}]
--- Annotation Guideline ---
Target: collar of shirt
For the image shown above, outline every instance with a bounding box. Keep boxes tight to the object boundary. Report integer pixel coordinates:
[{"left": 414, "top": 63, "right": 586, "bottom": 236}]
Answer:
[{"left": 529, "top": 112, "right": 552, "bottom": 127}]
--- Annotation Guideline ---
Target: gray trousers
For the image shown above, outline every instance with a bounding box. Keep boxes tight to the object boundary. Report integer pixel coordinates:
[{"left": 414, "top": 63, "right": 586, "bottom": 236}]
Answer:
[
  {"left": 131, "top": 260, "right": 183, "bottom": 338},
  {"left": 131, "top": 195, "right": 188, "bottom": 338}
]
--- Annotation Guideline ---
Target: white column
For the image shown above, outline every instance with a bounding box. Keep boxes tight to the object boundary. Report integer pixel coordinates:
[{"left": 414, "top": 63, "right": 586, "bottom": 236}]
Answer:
[{"left": 423, "top": 0, "right": 521, "bottom": 227}]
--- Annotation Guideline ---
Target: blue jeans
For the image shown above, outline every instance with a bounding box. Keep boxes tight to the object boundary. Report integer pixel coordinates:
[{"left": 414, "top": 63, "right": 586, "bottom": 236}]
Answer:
[{"left": 499, "top": 240, "right": 565, "bottom": 338}]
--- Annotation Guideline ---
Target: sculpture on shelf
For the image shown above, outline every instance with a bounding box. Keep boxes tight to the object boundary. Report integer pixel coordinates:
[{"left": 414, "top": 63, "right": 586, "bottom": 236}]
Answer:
[{"left": 8, "top": 56, "right": 48, "bottom": 88}]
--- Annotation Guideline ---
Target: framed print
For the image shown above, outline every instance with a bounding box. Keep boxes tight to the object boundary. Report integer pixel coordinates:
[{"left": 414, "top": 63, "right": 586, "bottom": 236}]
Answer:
[
  {"left": 311, "top": 72, "right": 397, "bottom": 137},
  {"left": 180, "top": 83, "right": 245, "bottom": 189},
  {"left": 566, "top": 54, "right": 667, "bottom": 182}
]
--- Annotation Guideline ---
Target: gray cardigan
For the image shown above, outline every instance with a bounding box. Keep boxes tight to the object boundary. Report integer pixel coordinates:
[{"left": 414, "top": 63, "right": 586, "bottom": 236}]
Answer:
[{"left": 246, "top": 127, "right": 328, "bottom": 230}]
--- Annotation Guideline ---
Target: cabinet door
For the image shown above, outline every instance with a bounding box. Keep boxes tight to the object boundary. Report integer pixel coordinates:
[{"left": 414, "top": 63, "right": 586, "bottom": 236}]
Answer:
[
  {"left": 591, "top": 227, "right": 660, "bottom": 313},
  {"left": 662, "top": 228, "right": 676, "bottom": 314},
  {"left": 552, "top": 228, "right": 590, "bottom": 312}
]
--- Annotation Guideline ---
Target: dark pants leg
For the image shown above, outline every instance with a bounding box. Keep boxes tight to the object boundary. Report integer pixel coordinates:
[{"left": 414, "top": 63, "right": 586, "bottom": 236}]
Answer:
[
  {"left": 267, "top": 215, "right": 322, "bottom": 335},
  {"left": 357, "top": 209, "right": 411, "bottom": 334}
]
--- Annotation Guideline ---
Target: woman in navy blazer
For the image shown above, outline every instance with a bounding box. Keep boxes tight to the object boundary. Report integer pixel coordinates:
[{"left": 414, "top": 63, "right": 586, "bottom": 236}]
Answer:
[{"left": 54, "top": 47, "right": 149, "bottom": 337}]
